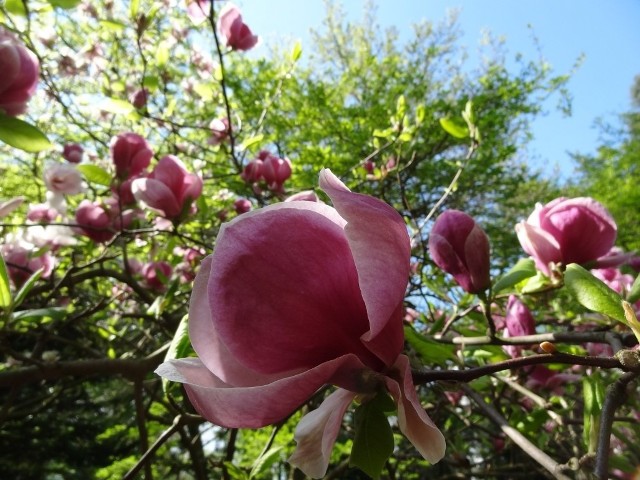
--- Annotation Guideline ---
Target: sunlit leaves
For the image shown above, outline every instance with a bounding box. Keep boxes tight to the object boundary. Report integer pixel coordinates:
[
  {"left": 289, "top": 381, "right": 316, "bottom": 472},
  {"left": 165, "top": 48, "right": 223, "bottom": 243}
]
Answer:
[
  {"left": 564, "top": 263, "right": 626, "bottom": 323},
  {"left": 77, "top": 164, "right": 112, "bottom": 187},
  {"left": 0, "top": 113, "right": 52, "bottom": 152}
]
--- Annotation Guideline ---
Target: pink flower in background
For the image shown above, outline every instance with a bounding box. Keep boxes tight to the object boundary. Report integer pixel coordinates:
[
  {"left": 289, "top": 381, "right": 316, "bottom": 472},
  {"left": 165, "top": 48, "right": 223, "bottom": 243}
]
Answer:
[
  {"left": 240, "top": 158, "right": 263, "bottom": 183},
  {"left": 186, "top": 0, "right": 210, "bottom": 24},
  {"left": 75, "top": 200, "right": 115, "bottom": 243},
  {"left": 0, "top": 197, "right": 24, "bottom": 218},
  {"left": 516, "top": 197, "right": 617, "bottom": 275},
  {"left": 208, "top": 117, "right": 231, "bottom": 145},
  {"left": 233, "top": 198, "right": 251, "bottom": 214},
  {"left": 261, "top": 151, "right": 292, "bottom": 192},
  {"left": 27, "top": 203, "right": 58, "bottom": 223},
  {"left": 130, "top": 88, "right": 149, "bottom": 109},
  {"left": 1, "top": 243, "right": 53, "bottom": 287},
  {"left": 284, "top": 191, "right": 320, "bottom": 203},
  {"left": 0, "top": 28, "right": 39, "bottom": 116},
  {"left": 592, "top": 268, "right": 634, "bottom": 296},
  {"left": 156, "top": 169, "right": 445, "bottom": 478},
  {"left": 110, "top": 132, "right": 153, "bottom": 180},
  {"left": 44, "top": 164, "right": 83, "bottom": 195},
  {"left": 62, "top": 143, "right": 84, "bottom": 163},
  {"left": 112, "top": 174, "right": 145, "bottom": 206},
  {"left": 217, "top": 4, "right": 258, "bottom": 51},
  {"left": 428, "top": 210, "right": 491, "bottom": 293},
  {"left": 141, "top": 261, "right": 173, "bottom": 291},
  {"left": 131, "top": 155, "right": 203, "bottom": 220},
  {"left": 502, "top": 295, "right": 536, "bottom": 358}
]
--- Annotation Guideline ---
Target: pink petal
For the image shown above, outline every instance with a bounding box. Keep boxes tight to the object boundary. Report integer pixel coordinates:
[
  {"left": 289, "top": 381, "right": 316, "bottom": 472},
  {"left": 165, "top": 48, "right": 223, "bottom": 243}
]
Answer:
[
  {"left": 132, "top": 178, "right": 181, "bottom": 218},
  {"left": 429, "top": 232, "right": 472, "bottom": 291},
  {"left": 288, "top": 389, "right": 356, "bottom": 479},
  {"left": 515, "top": 221, "right": 561, "bottom": 275},
  {"left": 209, "top": 201, "right": 381, "bottom": 374},
  {"left": 318, "top": 169, "right": 408, "bottom": 360},
  {"left": 152, "top": 155, "right": 188, "bottom": 195},
  {"left": 156, "top": 354, "right": 369, "bottom": 428},
  {"left": 385, "top": 355, "right": 446, "bottom": 464}
]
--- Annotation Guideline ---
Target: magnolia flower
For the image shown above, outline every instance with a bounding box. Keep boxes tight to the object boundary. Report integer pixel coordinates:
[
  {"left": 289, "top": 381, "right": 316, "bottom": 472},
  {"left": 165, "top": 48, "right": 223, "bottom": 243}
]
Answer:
[
  {"left": 428, "top": 210, "right": 491, "bottom": 293},
  {"left": 75, "top": 200, "right": 115, "bottom": 243},
  {"left": 62, "top": 143, "right": 84, "bottom": 163},
  {"left": 284, "top": 190, "right": 320, "bottom": 203},
  {"left": 208, "top": 117, "right": 231, "bottom": 145},
  {"left": 217, "top": 4, "right": 258, "bottom": 51},
  {"left": 0, "top": 197, "right": 24, "bottom": 218},
  {"left": 156, "top": 169, "right": 445, "bottom": 478},
  {"left": 516, "top": 197, "right": 617, "bottom": 276},
  {"left": 502, "top": 295, "right": 536, "bottom": 358},
  {"left": 44, "top": 164, "right": 83, "bottom": 195},
  {"left": 186, "top": 0, "right": 209, "bottom": 24},
  {"left": 141, "top": 261, "right": 173, "bottom": 292},
  {"left": 261, "top": 152, "right": 292, "bottom": 191},
  {"left": 130, "top": 88, "right": 149, "bottom": 109},
  {"left": 233, "top": 198, "right": 251, "bottom": 214},
  {"left": 240, "top": 158, "right": 263, "bottom": 183},
  {"left": 0, "top": 28, "right": 39, "bottom": 116},
  {"left": 110, "top": 132, "right": 153, "bottom": 180},
  {"left": 131, "top": 155, "right": 203, "bottom": 220},
  {"left": 1, "top": 242, "right": 53, "bottom": 287}
]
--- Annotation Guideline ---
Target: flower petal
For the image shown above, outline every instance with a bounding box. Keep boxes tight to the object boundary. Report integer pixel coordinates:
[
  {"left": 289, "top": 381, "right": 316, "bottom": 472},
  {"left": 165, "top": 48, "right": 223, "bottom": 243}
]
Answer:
[
  {"left": 209, "top": 200, "right": 382, "bottom": 374},
  {"left": 318, "top": 169, "right": 408, "bottom": 355},
  {"left": 288, "top": 389, "right": 356, "bottom": 479},
  {"left": 515, "top": 221, "right": 561, "bottom": 275},
  {"left": 132, "top": 178, "right": 181, "bottom": 218},
  {"left": 385, "top": 355, "right": 446, "bottom": 464},
  {"left": 156, "top": 354, "right": 368, "bottom": 428}
]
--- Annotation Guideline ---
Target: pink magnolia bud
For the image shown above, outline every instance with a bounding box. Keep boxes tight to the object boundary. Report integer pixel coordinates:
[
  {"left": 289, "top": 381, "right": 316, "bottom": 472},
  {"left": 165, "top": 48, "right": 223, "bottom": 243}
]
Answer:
[
  {"left": 130, "top": 88, "right": 149, "bottom": 109},
  {"left": 240, "top": 159, "right": 263, "bottom": 183},
  {"left": 131, "top": 155, "right": 203, "bottom": 220},
  {"left": 363, "top": 160, "right": 375, "bottom": 174},
  {"left": 141, "top": 261, "right": 173, "bottom": 291},
  {"left": 27, "top": 203, "right": 58, "bottom": 223},
  {"left": 186, "top": 0, "right": 210, "bottom": 24},
  {"left": 428, "top": 210, "right": 491, "bottom": 293},
  {"left": 515, "top": 197, "right": 617, "bottom": 275},
  {"left": 44, "top": 164, "right": 83, "bottom": 195},
  {"left": 208, "top": 117, "right": 231, "bottom": 145},
  {"left": 112, "top": 174, "right": 145, "bottom": 206},
  {"left": 503, "top": 295, "right": 535, "bottom": 358},
  {"left": 75, "top": 200, "right": 115, "bottom": 243},
  {"left": 1, "top": 243, "right": 53, "bottom": 287},
  {"left": 217, "top": 4, "right": 258, "bottom": 51},
  {"left": 110, "top": 132, "right": 153, "bottom": 180},
  {"left": 62, "top": 143, "right": 84, "bottom": 163},
  {"left": 262, "top": 154, "right": 292, "bottom": 191},
  {"left": 0, "top": 28, "right": 39, "bottom": 116},
  {"left": 233, "top": 198, "right": 251, "bottom": 214}
]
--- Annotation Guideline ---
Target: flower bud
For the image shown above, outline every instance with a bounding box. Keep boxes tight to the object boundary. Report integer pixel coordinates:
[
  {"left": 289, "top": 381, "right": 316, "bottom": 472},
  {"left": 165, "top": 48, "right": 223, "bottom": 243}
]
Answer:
[
  {"left": 217, "top": 4, "right": 258, "bottom": 51},
  {"left": 428, "top": 210, "right": 491, "bottom": 293},
  {"left": 62, "top": 143, "right": 84, "bottom": 163},
  {"left": 0, "top": 28, "right": 39, "bottom": 116},
  {"left": 233, "top": 198, "right": 251, "bottom": 214},
  {"left": 110, "top": 132, "right": 153, "bottom": 180}
]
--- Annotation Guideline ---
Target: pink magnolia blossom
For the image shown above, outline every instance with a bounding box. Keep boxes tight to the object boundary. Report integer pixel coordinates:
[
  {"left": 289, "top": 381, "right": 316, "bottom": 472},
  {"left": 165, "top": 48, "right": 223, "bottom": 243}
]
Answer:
[
  {"left": 208, "top": 117, "right": 231, "bottom": 145},
  {"left": 110, "top": 132, "right": 153, "bottom": 180},
  {"left": 62, "top": 143, "right": 84, "bottom": 163},
  {"left": 130, "top": 88, "right": 149, "bottom": 109},
  {"left": 156, "top": 169, "right": 445, "bottom": 478},
  {"left": 233, "top": 198, "right": 251, "bottom": 214},
  {"left": 217, "top": 4, "right": 258, "bottom": 51},
  {"left": 0, "top": 197, "right": 24, "bottom": 218},
  {"left": 75, "top": 200, "right": 115, "bottom": 243},
  {"left": 516, "top": 197, "right": 617, "bottom": 276},
  {"left": 502, "top": 295, "right": 536, "bottom": 358},
  {"left": 141, "top": 261, "right": 173, "bottom": 292},
  {"left": 592, "top": 268, "right": 634, "bottom": 296},
  {"left": 186, "top": 0, "right": 209, "bottom": 24},
  {"left": 27, "top": 203, "right": 58, "bottom": 223},
  {"left": 131, "top": 155, "right": 203, "bottom": 220},
  {"left": 1, "top": 243, "right": 53, "bottom": 287},
  {"left": 284, "top": 191, "right": 320, "bottom": 203},
  {"left": 428, "top": 210, "right": 491, "bottom": 293},
  {"left": 0, "top": 28, "right": 39, "bottom": 116},
  {"left": 44, "top": 164, "right": 83, "bottom": 195},
  {"left": 240, "top": 158, "right": 263, "bottom": 183},
  {"left": 261, "top": 151, "right": 292, "bottom": 191}
]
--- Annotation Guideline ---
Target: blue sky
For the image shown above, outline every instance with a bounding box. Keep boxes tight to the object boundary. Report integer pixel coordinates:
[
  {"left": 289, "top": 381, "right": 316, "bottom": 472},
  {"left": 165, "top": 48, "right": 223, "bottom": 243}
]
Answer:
[{"left": 235, "top": 0, "right": 640, "bottom": 180}]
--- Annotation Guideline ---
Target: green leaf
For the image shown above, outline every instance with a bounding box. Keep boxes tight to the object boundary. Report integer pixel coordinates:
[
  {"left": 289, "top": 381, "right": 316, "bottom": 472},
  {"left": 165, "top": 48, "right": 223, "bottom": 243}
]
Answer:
[
  {"left": 404, "top": 326, "right": 457, "bottom": 365},
  {"left": 0, "top": 114, "right": 52, "bottom": 152},
  {"left": 290, "top": 41, "right": 302, "bottom": 62},
  {"left": 13, "top": 268, "right": 43, "bottom": 309},
  {"left": 249, "top": 446, "right": 283, "bottom": 479},
  {"left": 349, "top": 394, "right": 395, "bottom": 479},
  {"left": 77, "top": 164, "right": 112, "bottom": 187},
  {"left": 130, "top": 0, "right": 140, "bottom": 17},
  {"left": 564, "top": 263, "right": 626, "bottom": 323},
  {"left": 48, "top": 0, "right": 82, "bottom": 8},
  {"left": 224, "top": 462, "right": 250, "bottom": 480},
  {"left": 165, "top": 315, "right": 192, "bottom": 363},
  {"left": 97, "top": 98, "right": 135, "bottom": 115},
  {"left": 628, "top": 273, "right": 640, "bottom": 304},
  {"left": 519, "top": 271, "right": 551, "bottom": 293},
  {"left": 439, "top": 116, "right": 469, "bottom": 139},
  {"left": 492, "top": 258, "right": 537, "bottom": 293},
  {"left": 156, "top": 41, "right": 170, "bottom": 68},
  {"left": 582, "top": 373, "right": 604, "bottom": 453},
  {"left": 11, "top": 307, "right": 67, "bottom": 322},
  {"left": 99, "top": 19, "right": 126, "bottom": 31},
  {"left": 0, "top": 254, "right": 12, "bottom": 308},
  {"left": 5, "top": 0, "right": 27, "bottom": 15},
  {"left": 396, "top": 95, "right": 407, "bottom": 119},
  {"left": 193, "top": 83, "right": 214, "bottom": 101},
  {"left": 239, "top": 134, "right": 265, "bottom": 152}
]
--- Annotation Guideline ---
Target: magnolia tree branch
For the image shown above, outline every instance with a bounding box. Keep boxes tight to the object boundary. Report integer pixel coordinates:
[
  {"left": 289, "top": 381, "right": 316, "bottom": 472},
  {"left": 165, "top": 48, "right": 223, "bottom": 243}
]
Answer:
[
  {"left": 462, "top": 384, "right": 572, "bottom": 480},
  {"left": 412, "top": 352, "right": 629, "bottom": 385},
  {"left": 0, "top": 345, "right": 168, "bottom": 387},
  {"left": 594, "top": 371, "right": 640, "bottom": 479}
]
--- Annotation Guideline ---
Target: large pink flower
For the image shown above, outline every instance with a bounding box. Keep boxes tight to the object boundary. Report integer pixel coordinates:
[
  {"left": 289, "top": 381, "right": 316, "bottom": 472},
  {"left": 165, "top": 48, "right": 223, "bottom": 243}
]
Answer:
[
  {"left": 0, "top": 28, "right": 39, "bottom": 116},
  {"left": 156, "top": 169, "right": 445, "bottom": 477},
  {"left": 217, "top": 3, "right": 258, "bottom": 51},
  {"left": 131, "top": 155, "right": 202, "bottom": 220},
  {"left": 515, "top": 197, "right": 617, "bottom": 275}
]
